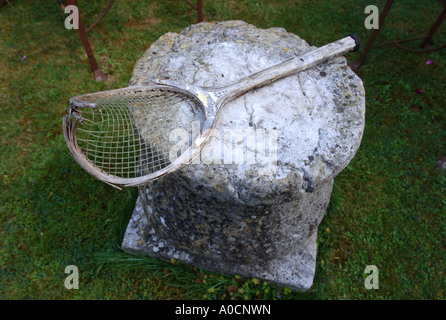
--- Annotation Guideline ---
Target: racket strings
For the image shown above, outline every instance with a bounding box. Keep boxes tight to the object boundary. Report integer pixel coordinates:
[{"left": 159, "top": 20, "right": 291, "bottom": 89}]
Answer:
[{"left": 74, "top": 88, "right": 200, "bottom": 179}]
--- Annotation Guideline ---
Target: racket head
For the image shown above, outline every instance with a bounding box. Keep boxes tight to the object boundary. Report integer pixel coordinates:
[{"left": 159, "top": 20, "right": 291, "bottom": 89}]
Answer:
[{"left": 63, "top": 84, "right": 207, "bottom": 188}]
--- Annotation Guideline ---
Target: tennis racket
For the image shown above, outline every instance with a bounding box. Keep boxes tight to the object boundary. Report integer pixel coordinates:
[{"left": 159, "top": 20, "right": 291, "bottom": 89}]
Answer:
[{"left": 63, "top": 34, "right": 360, "bottom": 189}]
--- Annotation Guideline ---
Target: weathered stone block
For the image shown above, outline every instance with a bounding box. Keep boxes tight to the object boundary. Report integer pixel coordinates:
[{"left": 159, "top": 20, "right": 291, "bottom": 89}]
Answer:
[{"left": 122, "top": 20, "right": 365, "bottom": 292}]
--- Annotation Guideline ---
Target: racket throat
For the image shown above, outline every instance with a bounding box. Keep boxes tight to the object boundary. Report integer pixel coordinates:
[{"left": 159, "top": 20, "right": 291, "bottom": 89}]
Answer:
[{"left": 195, "top": 127, "right": 213, "bottom": 147}]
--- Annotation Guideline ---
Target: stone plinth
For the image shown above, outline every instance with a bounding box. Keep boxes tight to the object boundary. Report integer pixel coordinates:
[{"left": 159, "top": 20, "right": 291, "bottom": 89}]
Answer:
[{"left": 122, "top": 21, "right": 365, "bottom": 292}]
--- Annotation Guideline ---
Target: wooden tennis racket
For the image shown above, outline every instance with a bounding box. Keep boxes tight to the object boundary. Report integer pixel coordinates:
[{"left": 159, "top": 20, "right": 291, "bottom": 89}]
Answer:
[{"left": 63, "top": 34, "right": 360, "bottom": 189}]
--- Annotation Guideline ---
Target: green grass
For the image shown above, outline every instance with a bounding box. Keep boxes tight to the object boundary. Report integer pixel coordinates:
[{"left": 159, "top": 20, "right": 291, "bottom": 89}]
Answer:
[{"left": 1, "top": 0, "right": 445, "bottom": 299}]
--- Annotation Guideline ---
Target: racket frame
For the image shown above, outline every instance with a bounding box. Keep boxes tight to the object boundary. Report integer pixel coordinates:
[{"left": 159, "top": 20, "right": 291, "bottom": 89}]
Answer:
[{"left": 63, "top": 35, "right": 359, "bottom": 188}]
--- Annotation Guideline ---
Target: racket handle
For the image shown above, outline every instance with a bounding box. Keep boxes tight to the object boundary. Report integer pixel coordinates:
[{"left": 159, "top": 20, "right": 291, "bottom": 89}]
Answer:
[
  {"left": 222, "top": 35, "right": 359, "bottom": 99},
  {"left": 349, "top": 33, "right": 361, "bottom": 51}
]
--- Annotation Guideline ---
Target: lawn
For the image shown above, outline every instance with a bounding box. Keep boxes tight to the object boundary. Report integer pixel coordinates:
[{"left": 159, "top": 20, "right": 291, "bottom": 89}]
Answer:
[{"left": 0, "top": 0, "right": 444, "bottom": 300}]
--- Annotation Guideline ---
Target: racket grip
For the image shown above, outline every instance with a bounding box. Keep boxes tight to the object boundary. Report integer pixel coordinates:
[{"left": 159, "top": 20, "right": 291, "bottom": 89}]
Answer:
[
  {"left": 349, "top": 33, "right": 361, "bottom": 51},
  {"left": 220, "top": 35, "right": 360, "bottom": 99}
]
